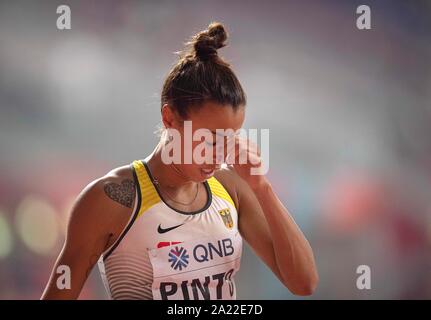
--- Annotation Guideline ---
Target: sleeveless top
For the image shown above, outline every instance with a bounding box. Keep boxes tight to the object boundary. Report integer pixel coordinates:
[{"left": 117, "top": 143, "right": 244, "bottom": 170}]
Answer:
[{"left": 97, "top": 158, "right": 243, "bottom": 300}]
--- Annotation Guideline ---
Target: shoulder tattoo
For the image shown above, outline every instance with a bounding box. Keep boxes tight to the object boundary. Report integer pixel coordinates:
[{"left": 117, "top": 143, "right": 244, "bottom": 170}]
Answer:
[{"left": 103, "top": 179, "right": 136, "bottom": 208}]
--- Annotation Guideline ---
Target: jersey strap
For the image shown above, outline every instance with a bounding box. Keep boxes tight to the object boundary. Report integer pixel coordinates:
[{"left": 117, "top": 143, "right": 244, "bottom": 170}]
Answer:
[
  {"left": 133, "top": 160, "right": 236, "bottom": 213},
  {"left": 132, "top": 160, "right": 161, "bottom": 217},
  {"left": 207, "top": 176, "right": 236, "bottom": 209}
]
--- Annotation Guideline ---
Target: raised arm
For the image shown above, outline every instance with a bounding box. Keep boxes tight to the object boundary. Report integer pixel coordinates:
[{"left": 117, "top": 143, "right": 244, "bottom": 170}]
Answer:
[{"left": 218, "top": 136, "right": 319, "bottom": 296}]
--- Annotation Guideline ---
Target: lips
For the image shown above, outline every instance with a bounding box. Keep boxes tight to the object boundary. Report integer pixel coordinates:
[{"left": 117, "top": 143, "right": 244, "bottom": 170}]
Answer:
[
  {"left": 201, "top": 168, "right": 214, "bottom": 174},
  {"left": 200, "top": 168, "right": 215, "bottom": 178}
]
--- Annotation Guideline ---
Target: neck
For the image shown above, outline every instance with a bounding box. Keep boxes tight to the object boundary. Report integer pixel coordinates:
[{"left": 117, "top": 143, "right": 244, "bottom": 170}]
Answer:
[{"left": 145, "top": 141, "right": 197, "bottom": 192}]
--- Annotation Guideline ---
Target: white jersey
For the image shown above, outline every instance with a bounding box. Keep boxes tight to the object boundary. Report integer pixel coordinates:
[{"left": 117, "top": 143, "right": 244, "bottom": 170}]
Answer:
[{"left": 98, "top": 158, "right": 243, "bottom": 300}]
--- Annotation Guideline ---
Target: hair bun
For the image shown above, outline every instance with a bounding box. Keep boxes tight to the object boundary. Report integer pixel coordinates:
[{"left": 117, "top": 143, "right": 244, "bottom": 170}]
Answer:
[{"left": 192, "top": 22, "right": 228, "bottom": 60}]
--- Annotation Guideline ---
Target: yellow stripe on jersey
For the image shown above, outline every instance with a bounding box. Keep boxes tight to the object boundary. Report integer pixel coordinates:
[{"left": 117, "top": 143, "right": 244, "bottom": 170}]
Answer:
[
  {"left": 132, "top": 160, "right": 161, "bottom": 217},
  {"left": 207, "top": 176, "right": 236, "bottom": 209}
]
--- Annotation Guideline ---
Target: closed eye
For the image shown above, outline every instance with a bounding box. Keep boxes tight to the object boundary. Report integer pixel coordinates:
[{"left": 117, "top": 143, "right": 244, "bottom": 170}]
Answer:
[{"left": 204, "top": 140, "right": 217, "bottom": 146}]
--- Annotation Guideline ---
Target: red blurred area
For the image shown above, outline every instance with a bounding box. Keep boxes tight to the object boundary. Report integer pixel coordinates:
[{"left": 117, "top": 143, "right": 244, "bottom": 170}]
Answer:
[{"left": 321, "top": 170, "right": 386, "bottom": 234}]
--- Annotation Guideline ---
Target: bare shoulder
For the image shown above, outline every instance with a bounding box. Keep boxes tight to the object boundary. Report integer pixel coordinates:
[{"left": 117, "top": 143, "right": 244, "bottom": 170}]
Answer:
[
  {"left": 66, "top": 163, "right": 137, "bottom": 247},
  {"left": 213, "top": 165, "right": 242, "bottom": 210},
  {"left": 214, "top": 165, "right": 259, "bottom": 213},
  {"left": 100, "top": 164, "right": 136, "bottom": 208},
  {"left": 79, "top": 164, "right": 136, "bottom": 210}
]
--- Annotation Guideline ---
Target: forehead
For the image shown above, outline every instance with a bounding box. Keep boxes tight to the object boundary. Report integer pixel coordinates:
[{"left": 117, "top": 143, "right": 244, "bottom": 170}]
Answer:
[{"left": 187, "top": 101, "right": 245, "bottom": 133}]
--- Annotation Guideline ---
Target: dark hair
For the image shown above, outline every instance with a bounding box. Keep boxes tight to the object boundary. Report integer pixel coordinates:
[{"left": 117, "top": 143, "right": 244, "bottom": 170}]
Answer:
[{"left": 161, "top": 22, "right": 246, "bottom": 119}]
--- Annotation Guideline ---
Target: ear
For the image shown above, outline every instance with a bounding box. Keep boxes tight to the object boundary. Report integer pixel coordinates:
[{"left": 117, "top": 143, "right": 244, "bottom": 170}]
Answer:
[{"left": 161, "top": 104, "right": 179, "bottom": 129}]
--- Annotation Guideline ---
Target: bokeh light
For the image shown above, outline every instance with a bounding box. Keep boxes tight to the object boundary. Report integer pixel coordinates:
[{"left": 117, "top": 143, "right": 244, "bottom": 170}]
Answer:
[
  {"left": 15, "top": 195, "right": 60, "bottom": 256},
  {"left": 321, "top": 171, "right": 385, "bottom": 234},
  {"left": 0, "top": 209, "right": 13, "bottom": 258}
]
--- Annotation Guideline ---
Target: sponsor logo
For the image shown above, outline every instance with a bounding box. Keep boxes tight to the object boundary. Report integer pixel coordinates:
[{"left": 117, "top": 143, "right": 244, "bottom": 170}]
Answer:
[
  {"left": 168, "top": 246, "right": 189, "bottom": 270},
  {"left": 157, "top": 223, "right": 184, "bottom": 234},
  {"left": 166, "top": 238, "right": 235, "bottom": 270},
  {"left": 193, "top": 238, "right": 234, "bottom": 263},
  {"left": 157, "top": 241, "right": 182, "bottom": 249}
]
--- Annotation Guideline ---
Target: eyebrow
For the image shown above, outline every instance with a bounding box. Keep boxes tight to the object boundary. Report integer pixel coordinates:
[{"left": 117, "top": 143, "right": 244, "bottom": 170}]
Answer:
[{"left": 210, "top": 130, "right": 224, "bottom": 137}]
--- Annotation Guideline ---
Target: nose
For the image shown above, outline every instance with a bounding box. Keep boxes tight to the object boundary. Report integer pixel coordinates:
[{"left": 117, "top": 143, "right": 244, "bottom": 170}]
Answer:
[{"left": 213, "top": 148, "right": 227, "bottom": 166}]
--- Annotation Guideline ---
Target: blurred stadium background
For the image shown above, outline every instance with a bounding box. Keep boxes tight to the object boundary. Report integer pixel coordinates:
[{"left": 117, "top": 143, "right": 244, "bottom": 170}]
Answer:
[{"left": 0, "top": 0, "right": 431, "bottom": 299}]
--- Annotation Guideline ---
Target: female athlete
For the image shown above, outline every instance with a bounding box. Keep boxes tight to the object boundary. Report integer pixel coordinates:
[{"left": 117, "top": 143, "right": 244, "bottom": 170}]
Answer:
[{"left": 41, "top": 22, "right": 318, "bottom": 300}]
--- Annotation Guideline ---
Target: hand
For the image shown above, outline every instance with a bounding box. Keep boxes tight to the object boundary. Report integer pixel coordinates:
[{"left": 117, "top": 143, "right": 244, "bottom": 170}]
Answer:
[{"left": 225, "top": 135, "right": 269, "bottom": 190}]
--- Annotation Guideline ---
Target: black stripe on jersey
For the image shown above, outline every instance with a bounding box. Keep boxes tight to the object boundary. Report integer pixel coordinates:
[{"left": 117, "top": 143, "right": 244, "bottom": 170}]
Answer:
[
  {"left": 103, "top": 163, "right": 142, "bottom": 261},
  {"left": 141, "top": 159, "right": 213, "bottom": 215}
]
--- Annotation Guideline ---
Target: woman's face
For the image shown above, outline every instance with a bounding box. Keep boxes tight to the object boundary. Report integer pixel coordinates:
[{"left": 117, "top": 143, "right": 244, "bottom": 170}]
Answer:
[{"left": 162, "top": 101, "right": 245, "bottom": 182}]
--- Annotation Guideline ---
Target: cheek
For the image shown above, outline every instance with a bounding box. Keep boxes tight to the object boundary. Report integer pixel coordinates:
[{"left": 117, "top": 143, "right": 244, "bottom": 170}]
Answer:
[
  {"left": 191, "top": 138, "right": 232, "bottom": 164},
  {"left": 189, "top": 139, "right": 214, "bottom": 163},
  {"left": 180, "top": 164, "right": 207, "bottom": 182},
  {"left": 181, "top": 132, "right": 231, "bottom": 166}
]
